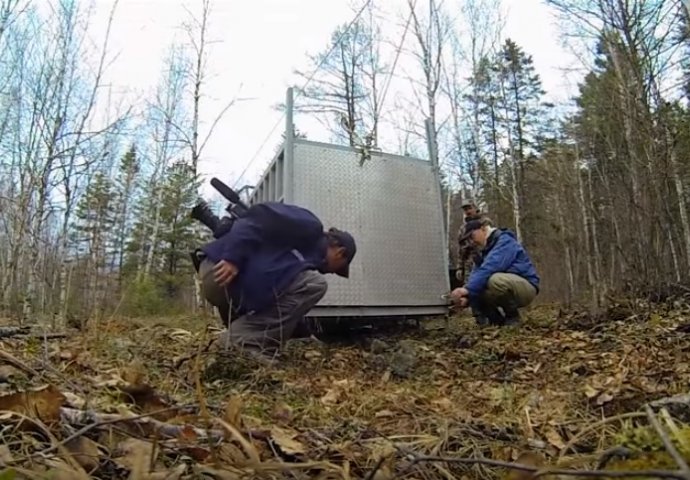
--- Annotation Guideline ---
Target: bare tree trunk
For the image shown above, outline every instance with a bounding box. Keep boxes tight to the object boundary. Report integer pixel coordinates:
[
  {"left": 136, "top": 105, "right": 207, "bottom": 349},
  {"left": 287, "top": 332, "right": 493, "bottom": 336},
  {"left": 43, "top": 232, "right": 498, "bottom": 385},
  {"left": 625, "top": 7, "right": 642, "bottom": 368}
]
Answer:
[
  {"left": 576, "top": 158, "right": 596, "bottom": 306},
  {"left": 554, "top": 191, "right": 575, "bottom": 304},
  {"left": 144, "top": 189, "right": 163, "bottom": 278},
  {"left": 669, "top": 136, "right": 690, "bottom": 274},
  {"left": 409, "top": 0, "right": 446, "bottom": 166},
  {"left": 509, "top": 155, "right": 522, "bottom": 241},
  {"left": 586, "top": 168, "right": 603, "bottom": 305},
  {"left": 605, "top": 36, "right": 649, "bottom": 280}
]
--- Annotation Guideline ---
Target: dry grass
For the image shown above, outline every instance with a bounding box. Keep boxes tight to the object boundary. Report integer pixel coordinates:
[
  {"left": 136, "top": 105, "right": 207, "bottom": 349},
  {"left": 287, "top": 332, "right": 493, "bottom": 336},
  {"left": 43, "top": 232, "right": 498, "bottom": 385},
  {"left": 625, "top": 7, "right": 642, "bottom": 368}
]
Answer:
[{"left": 0, "top": 301, "right": 688, "bottom": 478}]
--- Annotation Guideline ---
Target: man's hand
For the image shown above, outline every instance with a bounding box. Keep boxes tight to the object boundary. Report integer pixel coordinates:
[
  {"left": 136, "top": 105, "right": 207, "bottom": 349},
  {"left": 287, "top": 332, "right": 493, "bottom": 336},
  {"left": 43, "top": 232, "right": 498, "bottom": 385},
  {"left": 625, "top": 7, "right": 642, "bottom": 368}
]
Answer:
[
  {"left": 449, "top": 287, "right": 469, "bottom": 307},
  {"left": 213, "top": 260, "right": 239, "bottom": 287}
]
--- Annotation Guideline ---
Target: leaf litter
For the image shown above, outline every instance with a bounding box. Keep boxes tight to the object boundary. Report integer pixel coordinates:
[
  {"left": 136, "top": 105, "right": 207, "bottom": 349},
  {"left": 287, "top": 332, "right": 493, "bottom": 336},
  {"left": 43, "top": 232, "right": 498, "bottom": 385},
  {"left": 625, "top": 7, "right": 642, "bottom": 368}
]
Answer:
[{"left": 0, "top": 302, "right": 689, "bottom": 478}]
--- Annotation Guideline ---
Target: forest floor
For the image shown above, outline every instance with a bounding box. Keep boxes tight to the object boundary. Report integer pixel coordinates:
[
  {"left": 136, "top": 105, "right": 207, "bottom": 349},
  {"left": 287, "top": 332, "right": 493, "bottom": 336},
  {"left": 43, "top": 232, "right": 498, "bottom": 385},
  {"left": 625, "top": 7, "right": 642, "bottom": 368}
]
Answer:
[{"left": 0, "top": 298, "right": 690, "bottom": 479}]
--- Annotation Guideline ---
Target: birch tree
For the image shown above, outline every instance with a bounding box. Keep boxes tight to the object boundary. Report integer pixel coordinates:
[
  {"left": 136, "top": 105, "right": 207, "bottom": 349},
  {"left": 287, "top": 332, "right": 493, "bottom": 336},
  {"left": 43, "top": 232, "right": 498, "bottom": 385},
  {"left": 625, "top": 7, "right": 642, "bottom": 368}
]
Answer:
[
  {"left": 139, "top": 44, "right": 190, "bottom": 279},
  {"left": 406, "top": 0, "right": 449, "bottom": 165},
  {"left": 293, "top": 3, "right": 388, "bottom": 147}
]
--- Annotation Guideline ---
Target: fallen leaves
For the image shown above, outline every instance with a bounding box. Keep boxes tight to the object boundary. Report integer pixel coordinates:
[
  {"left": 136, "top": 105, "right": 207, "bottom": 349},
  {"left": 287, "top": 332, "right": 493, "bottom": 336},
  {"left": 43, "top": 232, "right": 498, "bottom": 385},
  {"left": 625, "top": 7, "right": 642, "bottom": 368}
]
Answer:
[
  {"left": 113, "top": 438, "right": 157, "bottom": 471},
  {"left": 0, "top": 384, "right": 66, "bottom": 427},
  {"left": 0, "top": 304, "right": 685, "bottom": 478},
  {"left": 320, "top": 379, "right": 354, "bottom": 406},
  {"left": 64, "top": 436, "right": 101, "bottom": 473},
  {"left": 543, "top": 426, "right": 566, "bottom": 450},
  {"left": 270, "top": 426, "right": 307, "bottom": 456}
]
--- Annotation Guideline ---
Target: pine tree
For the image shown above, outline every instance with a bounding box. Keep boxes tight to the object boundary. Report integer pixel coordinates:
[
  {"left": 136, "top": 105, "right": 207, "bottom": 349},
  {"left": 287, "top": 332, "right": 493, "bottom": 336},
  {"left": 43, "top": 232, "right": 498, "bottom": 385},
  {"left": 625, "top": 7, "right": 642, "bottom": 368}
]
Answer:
[
  {"left": 71, "top": 171, "right": 116, "bottom": 314},
  {"left": 73, "top": 171, "right": 115, "bottom": 259},
  {"left": 112, "top": 144, "right": 140, "bottom": 282},
  {"left": 466, "top": 56, "right": 499, "bottom": 174},
  {"left": 494, "top": 39, "right": 549, "bottom": 240},
  {"left": 124, "top": 176, "right": 158, "bottom": 281},
  {"left": 495, "top": 39, "right": 548, "bottom": 162},
  {"left": 465, "top": 54, "right": 503, "bottom": 215},
  {"left": 157, "top": 159, "right": 203, "bottom": 298}
]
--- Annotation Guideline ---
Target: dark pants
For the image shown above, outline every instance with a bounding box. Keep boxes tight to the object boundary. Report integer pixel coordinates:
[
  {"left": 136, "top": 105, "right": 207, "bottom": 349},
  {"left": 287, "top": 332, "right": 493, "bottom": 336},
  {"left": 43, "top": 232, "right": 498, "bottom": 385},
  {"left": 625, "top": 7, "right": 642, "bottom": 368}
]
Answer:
[{"left": 198, "top": 259, "right": 328, "bottom": 357}]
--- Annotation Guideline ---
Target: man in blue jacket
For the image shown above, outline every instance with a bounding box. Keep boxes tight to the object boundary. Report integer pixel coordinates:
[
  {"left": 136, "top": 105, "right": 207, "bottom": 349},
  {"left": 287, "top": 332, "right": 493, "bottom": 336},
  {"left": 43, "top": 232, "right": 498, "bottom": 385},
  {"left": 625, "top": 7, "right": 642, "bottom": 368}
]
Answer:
[
  {"left": 197, "top": 201, "right": 356, "bottom": 362},
  {"left": 450, "top": 218, "right": 539, "bottom": 326}
]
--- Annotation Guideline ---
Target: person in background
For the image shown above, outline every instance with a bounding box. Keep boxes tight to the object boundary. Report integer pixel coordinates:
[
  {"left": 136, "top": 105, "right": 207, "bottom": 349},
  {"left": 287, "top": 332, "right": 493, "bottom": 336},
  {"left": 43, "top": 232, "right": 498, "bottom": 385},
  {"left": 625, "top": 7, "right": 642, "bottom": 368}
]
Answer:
[
  {"left": 197, "top": 201, "right": 357, "bottom": 364},
  {"left": 456, "top": 199, "right": 485, "bottom": 283},
  {"left": 461, "top": 199, "right": 483, "bottom": 222},
  {"left": 450, "top": 217, "right": 539, "bottom": 326},
  {"left": 456, "top": 199, "right": 488, "bottom": 324}
]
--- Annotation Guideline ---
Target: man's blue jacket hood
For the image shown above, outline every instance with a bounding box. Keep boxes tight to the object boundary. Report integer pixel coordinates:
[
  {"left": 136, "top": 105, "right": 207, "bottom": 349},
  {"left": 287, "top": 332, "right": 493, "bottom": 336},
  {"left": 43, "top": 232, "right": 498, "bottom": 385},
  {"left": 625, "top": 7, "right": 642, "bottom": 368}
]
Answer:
[
  {"left": 201, "top": 202, "right": 328, "bottom": 315},
  {"left": 465, "top": 229, "right": 540, "bottom": 300}
]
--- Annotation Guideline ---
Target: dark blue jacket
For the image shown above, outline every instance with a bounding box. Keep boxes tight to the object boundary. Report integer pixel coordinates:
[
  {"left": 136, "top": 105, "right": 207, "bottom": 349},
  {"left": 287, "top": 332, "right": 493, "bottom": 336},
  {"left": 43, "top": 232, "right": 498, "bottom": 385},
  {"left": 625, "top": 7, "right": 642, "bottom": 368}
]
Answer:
[
  {"left": 465, "top": 229, "right": 540, "bottom": 300},
  {"left": 201, "top": 202, "right": 328, "bottom": 315}
]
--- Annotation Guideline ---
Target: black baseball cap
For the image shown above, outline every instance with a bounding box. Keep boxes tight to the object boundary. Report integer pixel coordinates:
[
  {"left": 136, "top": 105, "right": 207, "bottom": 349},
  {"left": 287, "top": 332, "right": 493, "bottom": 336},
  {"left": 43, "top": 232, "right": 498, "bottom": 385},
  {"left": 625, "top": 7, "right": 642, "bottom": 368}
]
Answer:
[
  {"left": 329, "top": 228, "right": 357, "bottom": 278},
  {"left": 459, "top": 219, "right": 484, "bottom": 243}
]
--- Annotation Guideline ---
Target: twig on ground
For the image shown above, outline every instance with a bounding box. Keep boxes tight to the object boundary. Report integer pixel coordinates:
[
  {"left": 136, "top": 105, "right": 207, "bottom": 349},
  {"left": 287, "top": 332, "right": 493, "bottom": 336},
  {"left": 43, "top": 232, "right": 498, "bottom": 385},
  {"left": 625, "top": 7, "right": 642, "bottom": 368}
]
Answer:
[
  {"left": 17, "top": 406, "right": 194, "bottom": 462},
  {"left": 645, "top": 404, "right": 690, "bottom": 479},
  {"left": 363, "top": 456, "right": 388, "bottom": 480},
  {"left": 0, "top": 409, "right": 89, "bottom": 479},
  {"left": 31, "top": 333, "right": 69, "bottom": 340},
  {"left": 215, "top": 417, "right": 260, "bottom": 464},
  {"left": 558, "top": 412, "right": 648, "bottom": 461},
  {"left": 0, "top": 350, "right": 41, "bottom": 377},
  {"left": 397, "top": 450, "right": 688, "bottom": 480},
  {"left": 595, "top": 446, "right": 633, "bottom": 470},
  {"left": 172, "top": 334, "right": 217, "bottom": 370}
]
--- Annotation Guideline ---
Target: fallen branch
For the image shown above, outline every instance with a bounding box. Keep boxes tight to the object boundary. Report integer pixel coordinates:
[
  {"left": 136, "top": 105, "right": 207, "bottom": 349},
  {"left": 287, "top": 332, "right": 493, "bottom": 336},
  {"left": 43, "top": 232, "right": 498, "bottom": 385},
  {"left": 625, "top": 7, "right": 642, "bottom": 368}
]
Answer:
[
  {"left": 58, "top": 407, "right": 226, "bottom": 444},
  {"left": 0, "top": 326, "right": 31, "bottom": 337},
  {"left": 645, "top": 404, "right": 690, "bottom": 479},
  {"left": 393, "top": 450, "right": 688, "bottom": 480},
  {"left": 558, "top": 411, "right": 647, "bottom": 461},
  {"left": 9, "top": 406, "right": 198, "bottom": 464},
  {"left": 0, "top": 349, "right": 41, "bottom": 377},
  {"left": 29, "top": 332, "right": 69, "bottom": 340},
  {"left": 0, "top": 327, "right": 68, "bottom": 340}
]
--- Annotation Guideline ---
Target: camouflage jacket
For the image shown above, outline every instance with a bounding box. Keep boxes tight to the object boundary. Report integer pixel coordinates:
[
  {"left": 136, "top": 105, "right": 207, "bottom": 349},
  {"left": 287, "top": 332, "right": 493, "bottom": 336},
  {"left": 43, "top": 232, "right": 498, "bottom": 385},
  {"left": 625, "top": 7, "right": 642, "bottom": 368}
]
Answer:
[{"left": 456, "top": 212, "right": 485, "bottom": 276}]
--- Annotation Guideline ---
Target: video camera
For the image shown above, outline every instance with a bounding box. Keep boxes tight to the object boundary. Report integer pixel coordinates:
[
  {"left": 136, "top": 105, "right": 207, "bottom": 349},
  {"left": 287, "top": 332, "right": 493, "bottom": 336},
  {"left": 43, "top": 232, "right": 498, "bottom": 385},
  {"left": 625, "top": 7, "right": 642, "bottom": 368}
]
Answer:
[
  {"left": 190, "top": 177, "right": 250, "bottom": 239},
  {"left": 189, "top": 177, "right": 251, "bottom": 279},
  {"left": 188, "top": 178, "right": 252, "bottom": 328}
]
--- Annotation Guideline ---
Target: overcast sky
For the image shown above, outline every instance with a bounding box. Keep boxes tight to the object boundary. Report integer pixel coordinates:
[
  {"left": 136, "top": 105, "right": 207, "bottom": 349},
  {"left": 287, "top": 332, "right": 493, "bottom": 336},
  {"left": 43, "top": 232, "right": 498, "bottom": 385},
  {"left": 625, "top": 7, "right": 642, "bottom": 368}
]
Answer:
[{"left": 85, "top": 0, "right": 584, "bottom": 198}]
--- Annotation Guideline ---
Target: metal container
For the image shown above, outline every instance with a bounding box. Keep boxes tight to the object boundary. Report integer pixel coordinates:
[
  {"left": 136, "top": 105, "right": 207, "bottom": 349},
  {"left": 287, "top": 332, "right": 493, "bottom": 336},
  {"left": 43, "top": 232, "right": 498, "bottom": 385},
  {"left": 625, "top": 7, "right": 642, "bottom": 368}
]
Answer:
[{"left": 247, "top": 90, "right": 449, "bottom": 318}]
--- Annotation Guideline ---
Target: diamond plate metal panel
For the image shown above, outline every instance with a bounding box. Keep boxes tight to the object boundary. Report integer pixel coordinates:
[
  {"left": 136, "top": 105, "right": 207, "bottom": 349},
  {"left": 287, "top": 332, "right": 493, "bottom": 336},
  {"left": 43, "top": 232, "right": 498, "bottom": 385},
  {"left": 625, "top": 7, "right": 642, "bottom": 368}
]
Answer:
[{"left": 288, "top": 140, "right": 449, "bottom": 307}]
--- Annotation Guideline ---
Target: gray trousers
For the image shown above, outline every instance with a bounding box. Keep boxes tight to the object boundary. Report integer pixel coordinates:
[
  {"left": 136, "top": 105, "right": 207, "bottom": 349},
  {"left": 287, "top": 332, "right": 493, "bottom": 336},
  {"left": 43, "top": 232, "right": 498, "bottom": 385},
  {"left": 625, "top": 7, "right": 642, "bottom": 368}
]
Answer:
[{"left": 199, "top": 259, "right": 328, "bottom": 356}]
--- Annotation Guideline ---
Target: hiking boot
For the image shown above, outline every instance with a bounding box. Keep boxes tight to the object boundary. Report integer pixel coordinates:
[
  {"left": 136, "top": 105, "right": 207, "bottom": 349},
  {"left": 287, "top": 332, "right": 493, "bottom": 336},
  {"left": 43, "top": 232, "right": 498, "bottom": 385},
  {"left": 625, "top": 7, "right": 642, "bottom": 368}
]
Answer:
[
  {"left": 474, "top": 315, "right": 491, "bottom": 327},
  {"left": 503, "top": 309, "right": 521, "bottom": 326},
  {"left": 486, "top": 308, "right": 507, "bottom": 326}
]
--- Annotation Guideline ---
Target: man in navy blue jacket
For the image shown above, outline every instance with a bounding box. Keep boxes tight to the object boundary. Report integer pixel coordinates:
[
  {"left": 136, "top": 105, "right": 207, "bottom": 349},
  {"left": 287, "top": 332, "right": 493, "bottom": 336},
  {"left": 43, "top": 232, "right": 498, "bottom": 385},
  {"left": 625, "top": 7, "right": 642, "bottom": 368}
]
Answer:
[
  {"left": 197, "top": 201, "right": 356, "bottom": 362},
  {"left": 450, "top": 218, "right": 539, "bottom": 326}
]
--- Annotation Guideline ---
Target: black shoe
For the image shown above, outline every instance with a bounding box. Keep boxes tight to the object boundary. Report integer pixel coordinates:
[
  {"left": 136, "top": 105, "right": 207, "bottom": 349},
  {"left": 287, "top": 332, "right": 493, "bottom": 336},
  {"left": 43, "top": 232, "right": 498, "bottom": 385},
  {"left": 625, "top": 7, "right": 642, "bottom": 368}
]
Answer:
[
  {"left": 486, "top": 309, "right": 507, "bottom": 326},
  {"left": 503, "top": 309, "right": 521, "bottom": 326},
  {"left": 474, "top": 315, "right": 490, "bottom": 327}
]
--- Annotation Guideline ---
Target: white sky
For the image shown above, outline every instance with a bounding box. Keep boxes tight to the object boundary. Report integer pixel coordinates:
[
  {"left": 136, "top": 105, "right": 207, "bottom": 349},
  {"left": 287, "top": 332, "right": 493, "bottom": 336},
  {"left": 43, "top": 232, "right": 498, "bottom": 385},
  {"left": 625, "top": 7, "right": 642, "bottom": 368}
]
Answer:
[{"left": 85, "top": 0, "right": 584, "bottom": 198}]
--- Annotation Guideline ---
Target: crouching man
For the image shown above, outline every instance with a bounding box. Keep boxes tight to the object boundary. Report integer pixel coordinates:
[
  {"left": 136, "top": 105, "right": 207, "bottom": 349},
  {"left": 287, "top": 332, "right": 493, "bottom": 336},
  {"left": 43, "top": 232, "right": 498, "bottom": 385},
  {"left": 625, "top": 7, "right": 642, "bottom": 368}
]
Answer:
[
  {"left": 197, "top": 201, "right": 356, "bottom": 363},
  {"left": 450, "top": 218, "right": 539, "bottom": 326}
]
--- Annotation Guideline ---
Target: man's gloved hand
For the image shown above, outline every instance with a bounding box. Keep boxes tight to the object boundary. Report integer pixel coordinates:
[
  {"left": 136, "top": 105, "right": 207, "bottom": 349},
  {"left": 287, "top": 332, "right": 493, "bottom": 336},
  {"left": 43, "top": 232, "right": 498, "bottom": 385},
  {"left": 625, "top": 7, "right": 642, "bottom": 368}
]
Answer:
[{"left": 214, "top": 260, "right": 239, "bottom": 287}]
